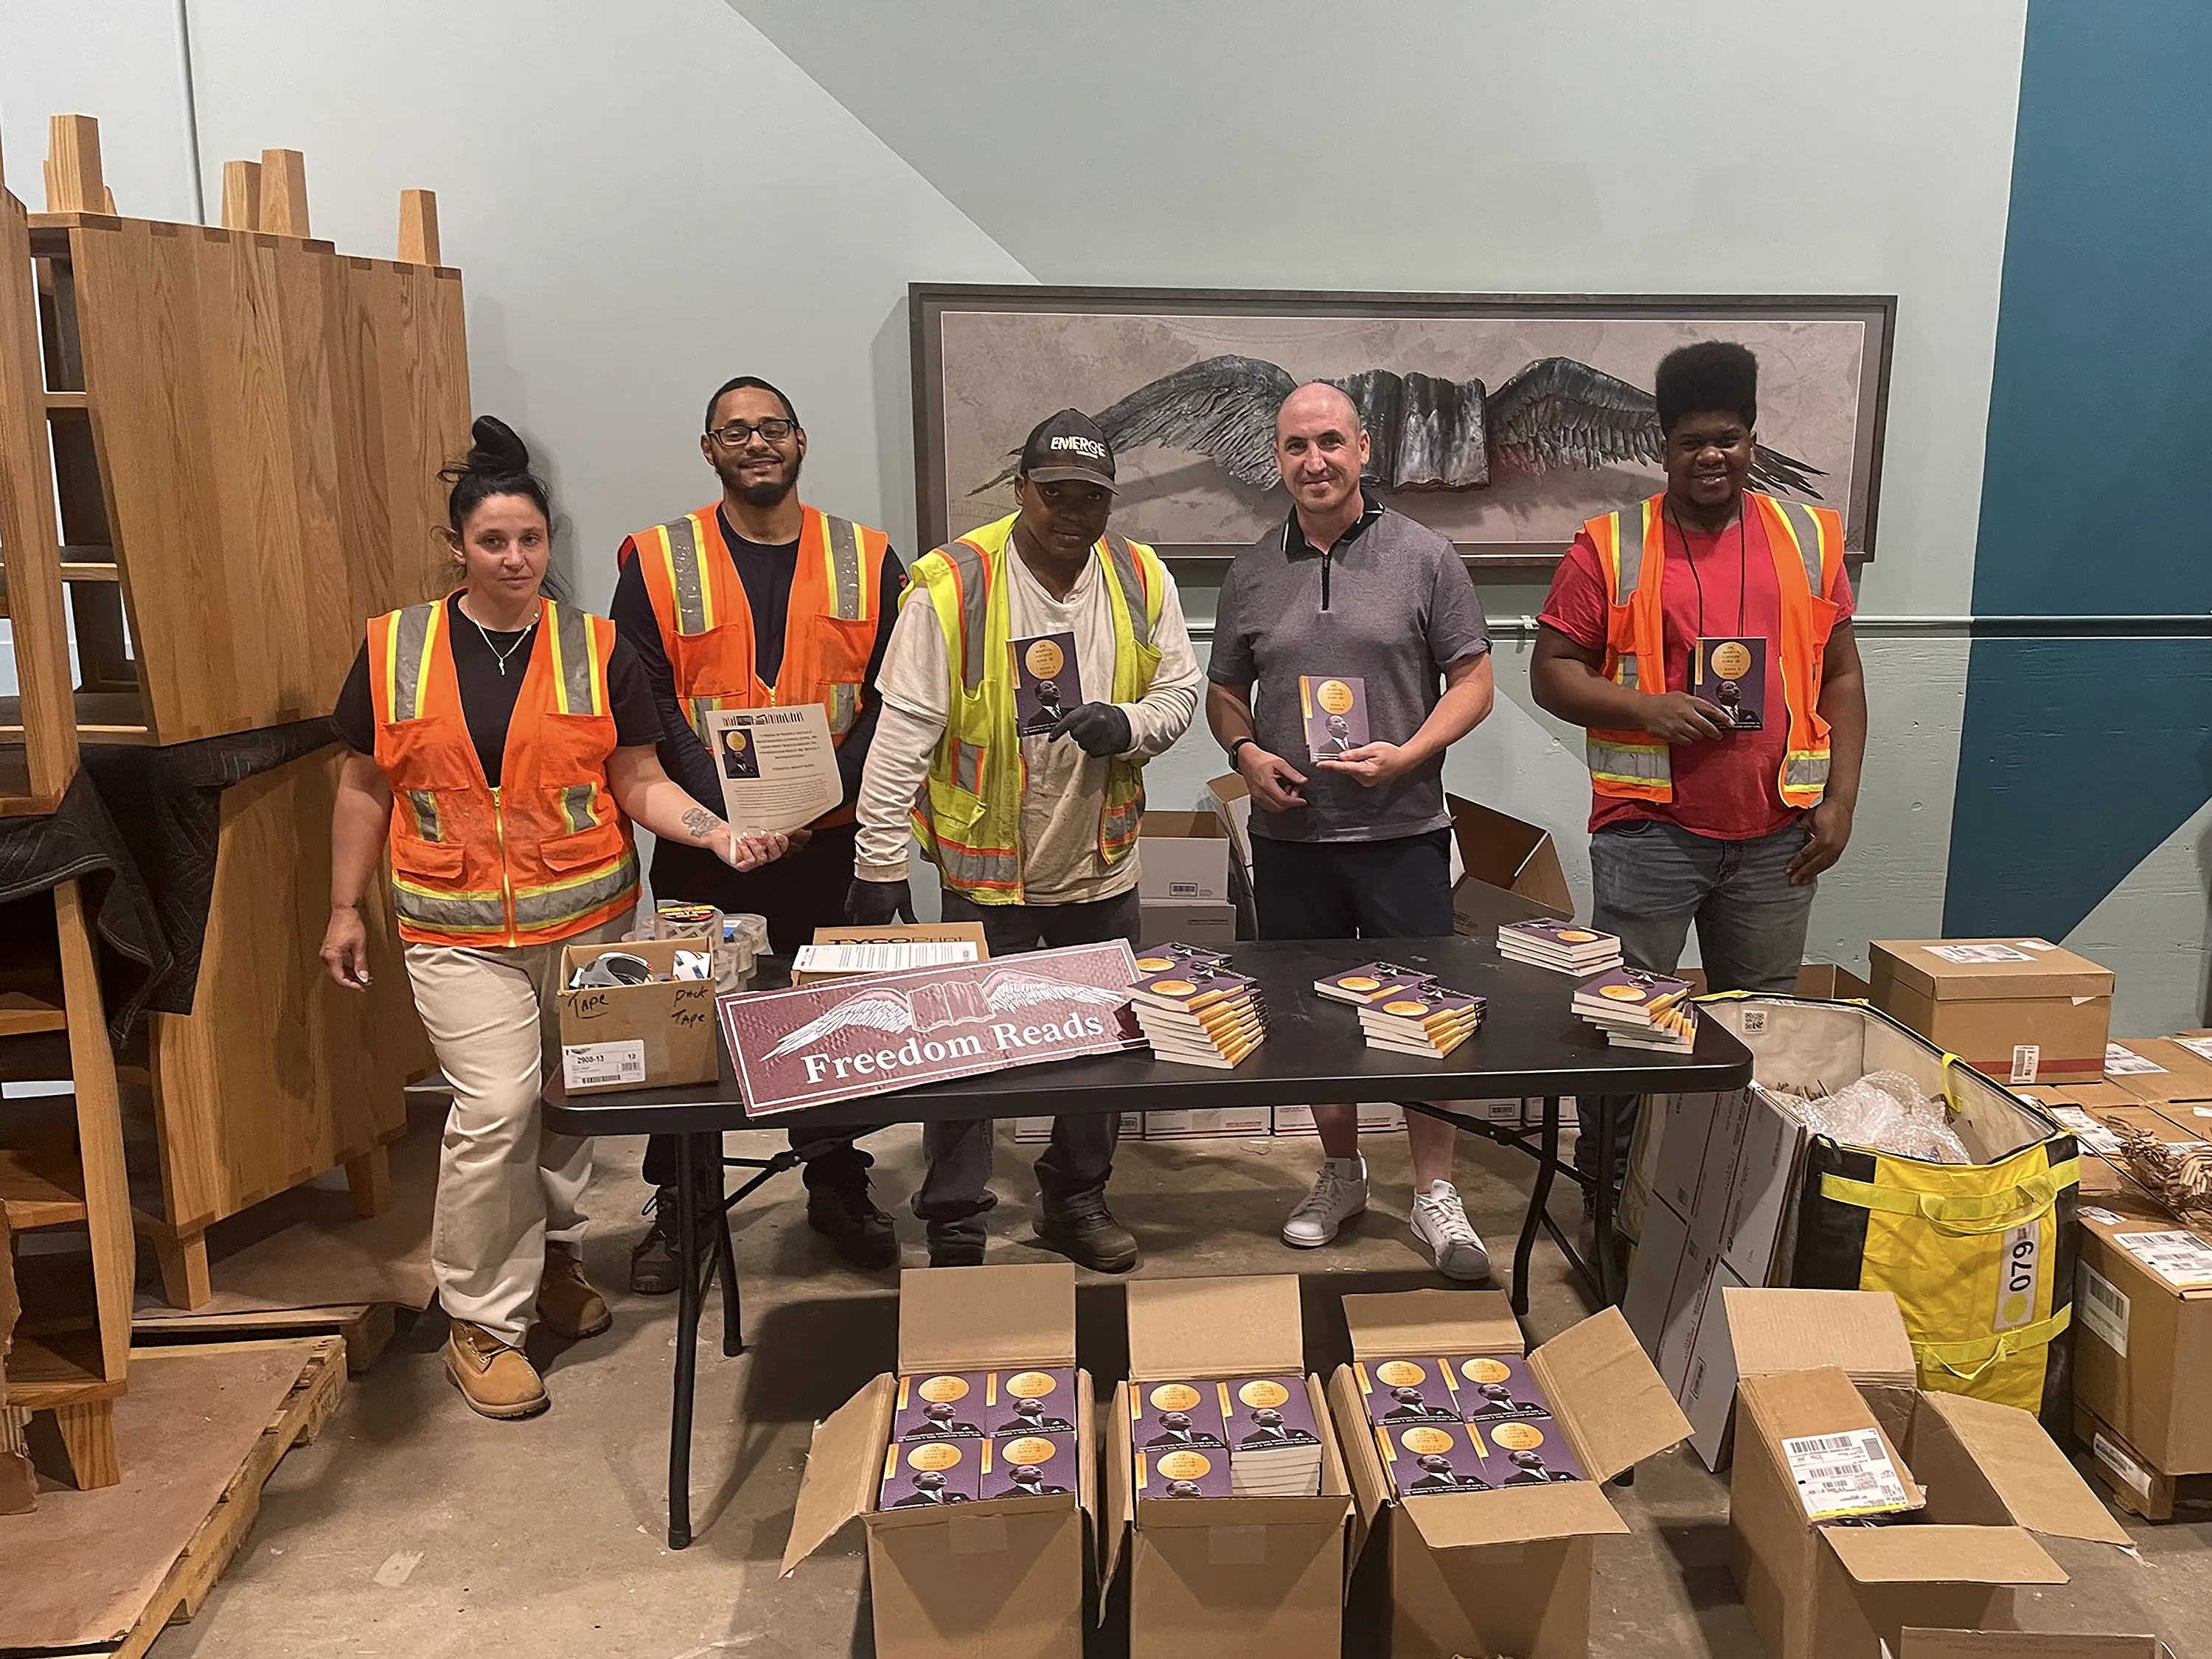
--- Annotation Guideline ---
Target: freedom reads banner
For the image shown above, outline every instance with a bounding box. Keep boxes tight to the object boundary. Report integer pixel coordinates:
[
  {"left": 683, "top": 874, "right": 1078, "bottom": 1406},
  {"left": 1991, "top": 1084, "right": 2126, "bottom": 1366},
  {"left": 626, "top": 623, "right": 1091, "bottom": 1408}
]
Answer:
[{"left": 720, "top": 940, "right": 1144, "bottom": 1116}]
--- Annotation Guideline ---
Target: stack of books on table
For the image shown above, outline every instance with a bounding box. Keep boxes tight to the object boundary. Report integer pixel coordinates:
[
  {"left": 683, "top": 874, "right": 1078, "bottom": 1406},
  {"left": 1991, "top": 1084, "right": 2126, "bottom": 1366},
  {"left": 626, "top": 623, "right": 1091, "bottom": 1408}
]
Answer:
[
  {"left": 1496, "top": 918, "right": 1623, "bottom": 975},
  {"left": 1127, "top": 948, "right": 1267, "bottom": 1069},
  {"left": 1572, "top": 967, "right": 1697, "bottom": 1053},
  {"left": 1314, "top": 960, "right": 1439, "bottom": 1007},
  {"left": 1360, "top": 986, "right": 1488, "bottom": 1059}
]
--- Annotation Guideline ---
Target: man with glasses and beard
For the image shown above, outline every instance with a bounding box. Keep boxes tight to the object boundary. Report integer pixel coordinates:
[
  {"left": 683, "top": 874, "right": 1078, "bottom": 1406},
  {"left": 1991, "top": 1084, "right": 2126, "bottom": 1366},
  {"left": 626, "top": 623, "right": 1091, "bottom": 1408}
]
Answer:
[{"left": 611, "top": 377, "right": 906, "bottom": 1287}]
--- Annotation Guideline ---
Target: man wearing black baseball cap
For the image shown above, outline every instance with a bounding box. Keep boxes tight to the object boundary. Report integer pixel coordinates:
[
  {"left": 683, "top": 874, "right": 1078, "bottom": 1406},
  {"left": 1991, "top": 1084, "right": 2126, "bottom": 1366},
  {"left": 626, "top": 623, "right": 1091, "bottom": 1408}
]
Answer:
[{"left": 851, "top": 409, "right": 1203, "bottom": 1270}]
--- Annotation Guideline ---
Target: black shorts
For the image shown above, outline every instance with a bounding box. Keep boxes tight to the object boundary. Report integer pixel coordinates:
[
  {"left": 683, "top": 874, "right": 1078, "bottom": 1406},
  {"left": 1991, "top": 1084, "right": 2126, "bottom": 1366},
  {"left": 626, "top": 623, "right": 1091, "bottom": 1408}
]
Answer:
[{"left": 1249, "top": 827, "right": 1454, "bottom": 942}]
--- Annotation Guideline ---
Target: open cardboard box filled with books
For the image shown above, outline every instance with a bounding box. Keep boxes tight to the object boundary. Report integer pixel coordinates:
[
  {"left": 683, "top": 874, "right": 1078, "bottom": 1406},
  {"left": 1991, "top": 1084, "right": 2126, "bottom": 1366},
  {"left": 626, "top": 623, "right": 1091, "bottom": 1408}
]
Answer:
[
  {"left": 782, "top": 1264, "right": 1095, "bottom": 1659},
  {"left": 1105, "top": 1275, "right": 1355, "bottom": 1659},
  {"left": 1326, "top": 1290, "right": 1688, "bottom": 1659}
]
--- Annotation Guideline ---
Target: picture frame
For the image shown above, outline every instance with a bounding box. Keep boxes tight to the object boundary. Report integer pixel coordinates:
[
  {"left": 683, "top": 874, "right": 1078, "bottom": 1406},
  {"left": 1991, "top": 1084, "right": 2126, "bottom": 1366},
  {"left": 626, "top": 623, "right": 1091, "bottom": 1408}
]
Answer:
[{"left": 910, "top": 284, "right": 1896, "bottom": 568}]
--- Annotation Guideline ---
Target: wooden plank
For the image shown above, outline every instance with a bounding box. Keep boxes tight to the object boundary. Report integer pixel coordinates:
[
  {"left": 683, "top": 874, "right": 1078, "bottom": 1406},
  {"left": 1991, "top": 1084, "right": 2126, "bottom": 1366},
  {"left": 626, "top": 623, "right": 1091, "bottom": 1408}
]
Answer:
[
  {"left": 0, "top": 1134, "right": 90, "bottom": 1228},
  {"left": 397, "top": 187, "right": 440, "bottom": 264},
  {"left": 259, "top": 148, "right": 310, "bottom": 237},
  {"left": 0, "top": 133, "right": 80, "bottom": 801},
  {"left": 55, "top": 879, "right": 134, "bottom": 1385},
  {"left": 0, "top": 992, "right": 67, "bottom": 1037},
  {"left": 131, "top": 1301, "right": 395, "bottom": 1375},
  {"left": 220, "top": 159, "right": 261, "bottom": 232},
  {"left": 4, "top": 1327, "right": 121, "bottom": 1408},
  {"left": 44, "top": 115, "right": 105, "bottom": 214},
  {"left": 149, "top": 751, "right": 409, "bottom": 1234},
  {"left": 0, "top": 1211, "right": 32, "bottom": 1514}
]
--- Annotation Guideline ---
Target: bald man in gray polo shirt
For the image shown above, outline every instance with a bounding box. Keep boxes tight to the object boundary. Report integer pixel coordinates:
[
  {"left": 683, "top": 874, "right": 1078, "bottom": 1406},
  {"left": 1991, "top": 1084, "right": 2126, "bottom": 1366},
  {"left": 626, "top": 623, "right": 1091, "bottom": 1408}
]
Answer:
[{"left": 1206, "top": 383, "right": 1498, "bottom": 1280}]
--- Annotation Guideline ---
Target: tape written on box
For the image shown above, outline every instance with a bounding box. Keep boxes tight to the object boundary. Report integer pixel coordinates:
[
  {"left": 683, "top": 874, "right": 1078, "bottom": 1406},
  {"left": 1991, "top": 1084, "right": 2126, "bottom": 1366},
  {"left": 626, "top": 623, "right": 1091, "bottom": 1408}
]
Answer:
[
  {"left": 2076, "top": 1261, "right": 2131, "bottom": 1355},
  {"left": 2113, "top": 1229, "right": 2212, "bottom": 1289},
  {"left": 1781, "top": 1427, "right": 1913, "bottom": 1521}
]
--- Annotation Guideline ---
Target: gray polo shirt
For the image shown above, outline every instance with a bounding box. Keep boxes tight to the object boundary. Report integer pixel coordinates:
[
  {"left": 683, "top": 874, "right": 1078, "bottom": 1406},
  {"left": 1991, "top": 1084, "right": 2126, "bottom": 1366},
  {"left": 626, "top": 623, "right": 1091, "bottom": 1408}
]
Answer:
[{"left": 1208, "top": 496, "right": 1489, "bottom": 844}]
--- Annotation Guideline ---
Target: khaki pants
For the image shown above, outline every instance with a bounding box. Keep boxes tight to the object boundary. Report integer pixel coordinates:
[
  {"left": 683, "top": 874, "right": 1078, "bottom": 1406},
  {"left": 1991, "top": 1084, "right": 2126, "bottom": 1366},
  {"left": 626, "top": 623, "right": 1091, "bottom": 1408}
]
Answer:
[{"left": 406, "top": 916, "right": 628, "bottom": 1346}]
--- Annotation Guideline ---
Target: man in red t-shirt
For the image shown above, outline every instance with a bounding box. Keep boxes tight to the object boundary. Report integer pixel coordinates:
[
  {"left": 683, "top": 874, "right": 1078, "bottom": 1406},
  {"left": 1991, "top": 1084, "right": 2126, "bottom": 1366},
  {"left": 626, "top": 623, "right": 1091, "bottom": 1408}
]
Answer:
[{"left": 1532, "top": 341, "right": 1867, "bottom": 1186}]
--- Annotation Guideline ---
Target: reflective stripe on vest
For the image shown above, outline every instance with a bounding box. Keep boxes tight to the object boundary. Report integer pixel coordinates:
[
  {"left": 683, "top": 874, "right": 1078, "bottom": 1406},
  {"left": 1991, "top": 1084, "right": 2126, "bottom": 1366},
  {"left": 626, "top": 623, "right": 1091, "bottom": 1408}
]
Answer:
[
  {"left": 1603, "top": 503, "right": 1648, "bottom": 692},
  {"left": 1764, "top": 495, "right": 1835, "bottom": 801},
  {"left": 939, "top": 537, "right": 993, "bottom": 693}
]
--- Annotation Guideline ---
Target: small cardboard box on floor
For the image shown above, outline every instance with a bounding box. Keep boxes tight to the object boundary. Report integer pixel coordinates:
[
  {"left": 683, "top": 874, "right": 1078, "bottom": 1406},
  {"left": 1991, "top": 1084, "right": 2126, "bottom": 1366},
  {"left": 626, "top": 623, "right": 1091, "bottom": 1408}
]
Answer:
[
  {"left": 1105, "top": 1275, "right": 1354, "bottom": 1659},
  {"left": 1328, "top": 1290, "right": 1689, "bottom": 1659},
  {"left": 782, "top": 1264, "right": 1095, "bottom": 1659},
  {"left": 556, "top": 937, "right": 720, "bottom": 1093},
  {"left": 1867, "top": 940, "right": 2112, "bottom": 1086},
  {"left": 2070, "top": 1192, "right": 2212, "bottom": 1512},
  {"left": 1728, "top": 1290, "right": 2130, "bottom": 1659}
]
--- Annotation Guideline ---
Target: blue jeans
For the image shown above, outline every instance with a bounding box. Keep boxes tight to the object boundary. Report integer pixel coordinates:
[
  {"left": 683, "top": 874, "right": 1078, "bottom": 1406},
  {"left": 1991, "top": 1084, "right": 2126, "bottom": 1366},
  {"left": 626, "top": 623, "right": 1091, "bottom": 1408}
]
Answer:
[{"left": 1575, "top": 818, "right": 1817, "bottom": 1182}]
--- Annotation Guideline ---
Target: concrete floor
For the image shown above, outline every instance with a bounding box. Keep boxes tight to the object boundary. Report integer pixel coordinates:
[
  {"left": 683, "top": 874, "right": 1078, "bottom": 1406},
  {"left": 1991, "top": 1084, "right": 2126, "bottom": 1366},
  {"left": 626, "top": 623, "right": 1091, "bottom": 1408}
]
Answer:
[{"left": 167, "top": 1125, "right": 2208, "bottom": 1659}]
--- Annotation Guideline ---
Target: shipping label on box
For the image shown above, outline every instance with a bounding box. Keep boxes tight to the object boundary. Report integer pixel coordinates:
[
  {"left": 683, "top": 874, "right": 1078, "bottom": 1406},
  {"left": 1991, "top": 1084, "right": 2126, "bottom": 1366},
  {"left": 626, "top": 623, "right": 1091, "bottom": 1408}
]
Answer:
[{"left": 1141, "top": 1107, "right": 1270, "bottom": 1139}]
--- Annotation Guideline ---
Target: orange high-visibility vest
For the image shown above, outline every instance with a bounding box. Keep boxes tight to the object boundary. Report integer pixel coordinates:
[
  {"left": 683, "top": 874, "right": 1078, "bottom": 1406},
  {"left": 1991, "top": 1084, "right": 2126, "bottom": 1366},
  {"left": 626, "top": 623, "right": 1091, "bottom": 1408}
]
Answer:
[
  {"left": 369, "top": 597, "right": 639, "bottom": 947},
  {"left": 625, "top": 503, "right": 890, "bottom": 827},
  {"left": 1582, "top": 490, "right": 1843, "bottom": 808}
]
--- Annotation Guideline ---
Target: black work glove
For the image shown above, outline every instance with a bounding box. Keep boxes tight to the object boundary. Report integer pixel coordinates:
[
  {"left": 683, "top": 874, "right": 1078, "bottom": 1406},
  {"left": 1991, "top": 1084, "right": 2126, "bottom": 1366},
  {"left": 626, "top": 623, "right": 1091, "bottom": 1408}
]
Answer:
[
  {"left": 1049, "top": 702, "right": 1133, "bottom": 758},
  {"left": 845, "top": 877, "right": 917, "bottom": 926}
]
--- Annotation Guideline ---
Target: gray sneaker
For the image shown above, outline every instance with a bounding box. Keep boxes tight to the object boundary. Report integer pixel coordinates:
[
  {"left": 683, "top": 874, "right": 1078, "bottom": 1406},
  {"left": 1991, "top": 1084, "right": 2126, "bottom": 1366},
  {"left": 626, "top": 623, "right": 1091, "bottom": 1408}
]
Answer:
[{"left": 1282, "top": 1156, "right": 1369, "bottom": 1248}]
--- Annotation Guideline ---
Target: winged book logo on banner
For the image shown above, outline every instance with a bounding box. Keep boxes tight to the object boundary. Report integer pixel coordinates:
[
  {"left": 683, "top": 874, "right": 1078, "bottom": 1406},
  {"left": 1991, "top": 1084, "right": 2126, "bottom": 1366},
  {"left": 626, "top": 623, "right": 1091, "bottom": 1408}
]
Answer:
[{"left": 720, "top": 942, "right": 1146, "bottom": 1116}]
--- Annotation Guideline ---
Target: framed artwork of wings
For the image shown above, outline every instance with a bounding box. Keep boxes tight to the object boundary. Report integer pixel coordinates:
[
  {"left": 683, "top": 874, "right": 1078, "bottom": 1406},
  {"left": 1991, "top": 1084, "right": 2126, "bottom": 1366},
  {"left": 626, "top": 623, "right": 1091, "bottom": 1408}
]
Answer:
[{"left": 911, "top": 285, "right": 1895, "bottom": 567}]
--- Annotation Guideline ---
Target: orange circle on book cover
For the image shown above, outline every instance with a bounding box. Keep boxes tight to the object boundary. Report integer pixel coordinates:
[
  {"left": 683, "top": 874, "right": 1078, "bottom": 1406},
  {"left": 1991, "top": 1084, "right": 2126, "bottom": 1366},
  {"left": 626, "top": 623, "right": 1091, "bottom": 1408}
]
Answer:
[
  {"left": 1490, "top": 1422, "right": 1547, "bottom": 1451},
  {"left": 1135, "top": 955, "right": 1175, "bottom": 972},
  {"left": 1709, "top": 641, "right": 1753, "bottom": 680},
  {"left": 1338, "top": 975, "right": 1381, "bottom": 992},
  {"left": 908, "top": 1442, "right": 964, "bottom": 1471},
  {"left": 1238, "top": 1379, "right": 1290, "bottom": 1409},
  {"left": 1558, "top": 930, "right": 1597, "bottom": 943},
  {"left": 1382, "top": 998, "right": 1432, "bottom": 1015},
  {"left": 1150, "top": 979, "right": 1197, "bottom": 997},
  {"left": 1149, "top": 1383, "right": 1202, "bottom": 1412},
  {"left": 1399, "top": 1426, "right": 1456, "bottom": 1455},
  {"left": 1006, "top": 1371, "right": 1060, "bottom": 1399},
  {"left": 1374, "top": 1360, "right": 1427, "bottom": 1387},
  {"left": 1599, "top": 984, "right": 1646, "bottom": 1001},
  {"left": 1003, "top": 1436, "right": 1060, "bottom": 1467},
  {"left": 1025, "top": 639, "right": 1065, "bottom": 678},
  {"left": 1155, "top": 1450, "right": 1212, "bottom": 1480},
  {"left": 1460, "top": 1357, "right": 1512, "bottom": 1385},
  {"left": 917, "top": 1374, "right": 971, "bottom": 1403},
  {"left": 1315, "top": 678, "right": 1356, "bottom": 715}
]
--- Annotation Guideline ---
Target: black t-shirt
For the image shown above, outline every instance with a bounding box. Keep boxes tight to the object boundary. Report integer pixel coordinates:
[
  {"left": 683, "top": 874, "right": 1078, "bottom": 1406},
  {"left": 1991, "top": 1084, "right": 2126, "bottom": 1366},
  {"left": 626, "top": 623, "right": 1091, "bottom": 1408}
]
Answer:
[
  {"left": 331, "top": 592, "right": 660, "bottom": 787},
  {"left": 608, "top": 507, "right": 903, "bottom": 814}
]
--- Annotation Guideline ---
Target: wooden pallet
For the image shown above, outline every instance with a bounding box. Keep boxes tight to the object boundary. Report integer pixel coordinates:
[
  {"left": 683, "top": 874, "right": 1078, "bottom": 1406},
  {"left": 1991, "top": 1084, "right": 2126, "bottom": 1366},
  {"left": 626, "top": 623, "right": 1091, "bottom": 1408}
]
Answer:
[
  {"left": 2074, "top": 1402, "right": 2212, "bottom": 1524},
  {"left": 131, "top": 1301, "right": 396, "bottom": 1376},
  {"left": 0, "top": 1336, "right": 345, "bottom": 1658}
]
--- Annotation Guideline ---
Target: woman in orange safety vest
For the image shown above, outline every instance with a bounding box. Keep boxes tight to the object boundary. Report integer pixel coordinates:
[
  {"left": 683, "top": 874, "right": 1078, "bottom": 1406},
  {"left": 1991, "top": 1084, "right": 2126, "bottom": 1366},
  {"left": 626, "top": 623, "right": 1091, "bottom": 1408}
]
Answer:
[{"left": 319, "top": 417, "right": 784, "bottom": 1422}]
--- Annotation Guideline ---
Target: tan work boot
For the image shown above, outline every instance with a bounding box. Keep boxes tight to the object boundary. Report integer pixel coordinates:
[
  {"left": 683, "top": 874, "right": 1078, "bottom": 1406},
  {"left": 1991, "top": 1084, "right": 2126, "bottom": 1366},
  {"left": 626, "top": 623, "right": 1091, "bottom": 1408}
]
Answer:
[
  {"left": 444, "top": 1320, "right": 549, "bottom": 1419},
  {"left": 537, "top": 1243, "right": 613, "bottom": 1340}
]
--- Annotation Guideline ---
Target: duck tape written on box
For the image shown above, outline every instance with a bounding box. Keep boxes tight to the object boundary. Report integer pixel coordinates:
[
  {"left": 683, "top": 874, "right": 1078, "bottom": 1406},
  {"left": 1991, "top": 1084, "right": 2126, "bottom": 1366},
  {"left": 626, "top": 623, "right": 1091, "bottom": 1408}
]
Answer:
[{"left": 719, "top": 940, "right": 1144, "bottom": 1116}]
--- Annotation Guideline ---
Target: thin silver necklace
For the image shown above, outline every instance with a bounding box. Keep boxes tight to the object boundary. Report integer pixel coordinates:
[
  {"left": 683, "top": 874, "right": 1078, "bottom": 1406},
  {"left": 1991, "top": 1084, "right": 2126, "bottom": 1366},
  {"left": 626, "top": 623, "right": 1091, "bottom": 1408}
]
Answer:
[{"left": 459, "top": 597, "right": 538, "bottom": 676}]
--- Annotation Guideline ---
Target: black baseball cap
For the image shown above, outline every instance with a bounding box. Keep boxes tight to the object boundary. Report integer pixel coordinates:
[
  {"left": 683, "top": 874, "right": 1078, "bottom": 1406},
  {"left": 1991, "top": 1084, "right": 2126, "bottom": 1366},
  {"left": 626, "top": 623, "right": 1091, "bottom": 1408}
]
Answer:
[{"left": 1018, "top": 408, "right": 1117, "bottom": 493}]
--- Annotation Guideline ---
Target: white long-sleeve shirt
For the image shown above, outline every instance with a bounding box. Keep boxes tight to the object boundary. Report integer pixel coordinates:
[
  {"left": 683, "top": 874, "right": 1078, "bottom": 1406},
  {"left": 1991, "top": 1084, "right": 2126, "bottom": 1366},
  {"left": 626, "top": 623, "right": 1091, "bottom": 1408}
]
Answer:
[{"left": 856, "top": 546, "right": 1202, "bottom": 903}]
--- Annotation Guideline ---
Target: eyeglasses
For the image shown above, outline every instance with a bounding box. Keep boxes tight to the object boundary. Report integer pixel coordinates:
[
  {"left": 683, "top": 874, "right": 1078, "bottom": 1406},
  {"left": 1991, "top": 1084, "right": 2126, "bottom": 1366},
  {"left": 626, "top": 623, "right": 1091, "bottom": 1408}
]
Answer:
[{"left": 707, "top": 418, "right": 796, "bottom": 448}]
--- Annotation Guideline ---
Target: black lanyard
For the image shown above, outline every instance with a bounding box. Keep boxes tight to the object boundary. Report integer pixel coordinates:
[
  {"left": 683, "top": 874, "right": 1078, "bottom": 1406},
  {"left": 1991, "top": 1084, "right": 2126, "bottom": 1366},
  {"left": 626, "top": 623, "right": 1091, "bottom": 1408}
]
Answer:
[{"left": 1666, "top": 497, "right": 1749, "bottom": 681}]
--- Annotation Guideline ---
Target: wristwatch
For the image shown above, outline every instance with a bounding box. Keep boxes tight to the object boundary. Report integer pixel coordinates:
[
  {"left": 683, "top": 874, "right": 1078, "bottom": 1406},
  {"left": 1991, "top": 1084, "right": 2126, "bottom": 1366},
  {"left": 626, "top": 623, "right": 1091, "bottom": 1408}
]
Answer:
[{"left": 1228, "top": 737, "right": 1256, "bottom": 764}]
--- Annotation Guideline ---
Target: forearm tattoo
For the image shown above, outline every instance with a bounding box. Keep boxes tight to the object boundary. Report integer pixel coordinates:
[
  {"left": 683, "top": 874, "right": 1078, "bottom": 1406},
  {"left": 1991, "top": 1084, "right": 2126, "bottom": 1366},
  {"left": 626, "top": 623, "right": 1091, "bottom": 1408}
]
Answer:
[{"left": 680, "top": 806, "right": 724, "bottom": 844}]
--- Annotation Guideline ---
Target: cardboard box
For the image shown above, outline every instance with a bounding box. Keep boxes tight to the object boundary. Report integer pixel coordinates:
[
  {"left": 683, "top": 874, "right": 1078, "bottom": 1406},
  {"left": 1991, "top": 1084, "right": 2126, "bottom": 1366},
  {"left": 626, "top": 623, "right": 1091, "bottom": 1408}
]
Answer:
[
  {"left": 1730, "top": 1362, "right": 2130, "bottom": 1659},
  {"left": 1207, "top": 774, "right": 1256, "bottom": 872},
  {"left": 1271, "top": 1102, "right": 1407, "bottom": 1136},
  {"left": 1138, "top": 898, "right": 1237, "bottom": 948},
  {"left": 556, "top": 937, "right": 720, "bottom": 1094},
  {"left": 1447, "top": 795, "right": 1573, "bottom": 925},
  {"left": 2071, "top": 1397, "right": 2212, "bottom": 1523},
  {"left": 1329, "top": 1290, "right": 1689, "bottom": 1659},
  {"left": 782, "top": 1265, "right": 1095, "bottom": 1659},
  {"left": 1105, "top": 1276, "right": 1353, "bottom": 1659},
  {"left": 2103, "top": 1036, "right": 2212, "bottom": 1107},
  {"left": 1898, "top": 1630, "right": 2171, "bottom": 1659},
  {"left": 1142, "top": 1107, "right": 1272, "bottom": 1140},
  {"left": 2070, "top": 1194, "right": 2212, "bottom": 1479},
  {"left": 1868, "top": 941, "right": 2113, "bottom": 1086},
  {"left": 2017, "top": 1088, "right": 2191, "bottom": 1196},
  {"left": 793, "top": 922, "right": 991, "bottom": 986},
  {"left": 1015, "top": 1114, "right": 1142, "bottom": 1145},
  {"left": 1139, "top": 810, "right": 1235, "bottom": 902}
]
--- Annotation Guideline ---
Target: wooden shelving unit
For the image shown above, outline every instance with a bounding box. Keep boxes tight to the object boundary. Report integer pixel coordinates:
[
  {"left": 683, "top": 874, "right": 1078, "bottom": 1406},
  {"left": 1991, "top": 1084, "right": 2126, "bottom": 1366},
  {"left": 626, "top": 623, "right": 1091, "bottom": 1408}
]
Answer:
[{"left": 4, "top": 114, "right": 453, "bottom": 1316}]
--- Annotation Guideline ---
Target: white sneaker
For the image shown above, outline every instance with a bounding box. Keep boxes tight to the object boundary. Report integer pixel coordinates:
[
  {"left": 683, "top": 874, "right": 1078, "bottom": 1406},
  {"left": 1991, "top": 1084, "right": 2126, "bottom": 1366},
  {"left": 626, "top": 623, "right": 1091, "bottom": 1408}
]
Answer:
[
  {"left": 1411, "top": 1181, "right": 1490, "bottom": 1282},
  {"left": 1282, "top": 1156, "right": 1369, "bottom": 1248}
]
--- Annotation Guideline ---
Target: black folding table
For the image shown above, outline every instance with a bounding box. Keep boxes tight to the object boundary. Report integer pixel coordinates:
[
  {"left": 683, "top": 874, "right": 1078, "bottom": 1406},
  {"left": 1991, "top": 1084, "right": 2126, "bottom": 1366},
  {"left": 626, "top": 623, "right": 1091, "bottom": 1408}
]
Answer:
[{"left": 544, "top": 919, "right": 1752, "bottom": 1548}]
